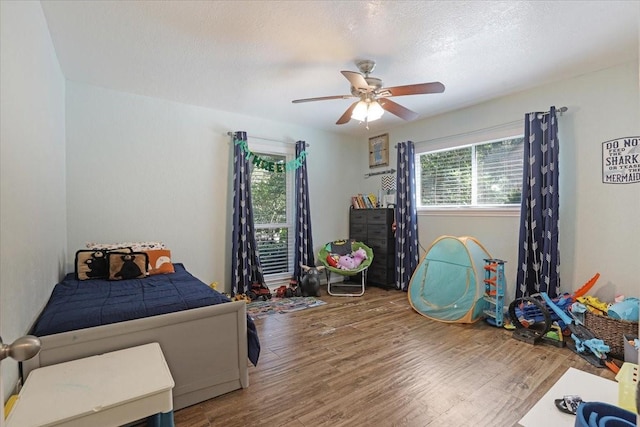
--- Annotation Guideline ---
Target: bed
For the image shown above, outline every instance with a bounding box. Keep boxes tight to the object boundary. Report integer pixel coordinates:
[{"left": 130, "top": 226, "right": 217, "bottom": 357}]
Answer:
[{"left": 22, "top": 263, "right": 260, "bottom": 411}]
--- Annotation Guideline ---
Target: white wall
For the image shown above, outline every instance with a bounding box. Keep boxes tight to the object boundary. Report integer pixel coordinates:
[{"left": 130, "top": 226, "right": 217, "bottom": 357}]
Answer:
[
  {"left": 0, "top": 1, "right": 67, "bottom": 400},
  {"left": 366, "top": 62, "right": 639, "bottom": 304},
  {"left": 65, "top": 82, "right": 361, "bottom": 288},
  {"left": 1, "top": 0, "right": 637, "bottom": 407}
]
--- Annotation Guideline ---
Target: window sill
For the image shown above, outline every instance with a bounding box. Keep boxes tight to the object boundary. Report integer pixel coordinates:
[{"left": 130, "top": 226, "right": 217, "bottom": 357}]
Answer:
[{"left": 417, "top": 207, "right": 520, "bottom": 217}]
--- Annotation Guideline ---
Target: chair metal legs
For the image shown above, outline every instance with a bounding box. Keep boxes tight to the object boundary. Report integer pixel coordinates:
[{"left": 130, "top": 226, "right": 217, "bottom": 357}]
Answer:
[{"left": 325, "top": 268, "right": 366, "bottom": 297}]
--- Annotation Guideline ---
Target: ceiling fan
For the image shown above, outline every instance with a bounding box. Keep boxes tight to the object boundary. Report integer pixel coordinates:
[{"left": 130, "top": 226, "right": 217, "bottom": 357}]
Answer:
[{"left": 292, "top": 59, "right": 445, "bottom": 125}]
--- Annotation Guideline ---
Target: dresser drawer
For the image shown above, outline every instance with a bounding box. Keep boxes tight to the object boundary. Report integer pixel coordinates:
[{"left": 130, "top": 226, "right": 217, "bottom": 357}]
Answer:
[
  {"left": 367, "top": 237, "right": 389, "bottom": 253},
  {"left": 367, "top": 209, "right": 393, "bottom": 224},
  {"left": 349, "top": 223, "right": 367, "bottom": 241},
  {"left": 371, "top": 252, "right": 394, "bottom": 268},
  {"left": 349, "top": 209, "right": 367, "bottom": 223},
  {"left": 367, "top": 266, "right": 395, "bottom": 286}
]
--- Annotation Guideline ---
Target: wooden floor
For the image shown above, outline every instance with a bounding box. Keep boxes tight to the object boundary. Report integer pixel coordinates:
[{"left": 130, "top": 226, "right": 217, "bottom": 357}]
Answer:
[{"left": 173, "top": 286, "right": 616, "bottom": 427}]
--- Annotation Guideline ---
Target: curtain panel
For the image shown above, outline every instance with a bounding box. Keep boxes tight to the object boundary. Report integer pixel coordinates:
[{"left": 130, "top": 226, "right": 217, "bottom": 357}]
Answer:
[
  {"left": 292, "top": 140, "right": 314, "bottom": 282},
  {"left": 516, "top": 107, "right": 560, "bottom": 298},
  {"left": 395, "top": 141, "right": 419, "bottom": 291},
  {"left": 231, "top": 131, "right": 265, "bottom": 295}
]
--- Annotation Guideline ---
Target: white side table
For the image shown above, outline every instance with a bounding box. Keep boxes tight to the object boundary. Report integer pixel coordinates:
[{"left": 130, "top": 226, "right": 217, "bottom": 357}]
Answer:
[
  {"left": 518, "top": 367, "right": 618, "bottom": 427},
  {"left": 6, "top": 342, "right": 174, "bottom": 427}
]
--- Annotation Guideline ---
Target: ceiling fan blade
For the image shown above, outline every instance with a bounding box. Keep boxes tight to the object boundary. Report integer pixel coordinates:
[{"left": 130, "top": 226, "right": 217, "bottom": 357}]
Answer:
[
  {"left": 380, "top": 82, "right": 445, "bottom": 97},
  {"left": 292, "top": 94, "right": 353, "bottom": 103},
  {"left": 336, "top": 101, "right": 359, "bottom": 125},
  {"left": 341, "top": 71, "right": 369, "bottom": 91},
  {"left": 379, "top": 98, "right": 419, "bottom": 121}
]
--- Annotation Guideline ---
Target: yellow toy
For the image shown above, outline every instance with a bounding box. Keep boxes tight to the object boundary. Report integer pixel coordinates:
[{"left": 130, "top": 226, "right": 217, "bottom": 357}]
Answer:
[
  {"left": 233, "top": 293, "right": 251, "bottom": 303},
  {"left": 576, "top": 296, "right": 611, "bottom": 315}
]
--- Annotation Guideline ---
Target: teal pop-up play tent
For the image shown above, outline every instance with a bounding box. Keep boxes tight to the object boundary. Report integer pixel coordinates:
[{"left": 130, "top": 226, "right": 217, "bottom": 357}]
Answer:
[{"left": 408, "top": 236, "right": 491, "bottom": 323}]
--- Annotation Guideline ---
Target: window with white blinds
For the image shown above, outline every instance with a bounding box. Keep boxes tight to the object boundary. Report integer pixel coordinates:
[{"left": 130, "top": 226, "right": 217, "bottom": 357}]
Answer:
[
  {"left": 416, "top": 136, "right": 524, "bottom": 209},
  {"left": 249, "top": 141, "right": 294, "bottom": 286}
]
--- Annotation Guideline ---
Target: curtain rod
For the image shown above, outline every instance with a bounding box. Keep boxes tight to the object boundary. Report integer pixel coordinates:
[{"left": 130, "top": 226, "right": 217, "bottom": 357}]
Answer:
[
  {"left": 396, "top": 120, "right": 521, "bottom": 147},
  {"left": 226, "top": 132, "right": 308, "bottom": 146},
  {"left": 539, "top": 106, "right": 568, "bottom": 115},
  {"left": 364, "top": 168, "right": 396, "bottom": 178},
  {"left": 394, "top": 106, "right": 568, "bottom": 148},
  {"left": 536, "top": 106, "right": 568, "bottom": 119}
]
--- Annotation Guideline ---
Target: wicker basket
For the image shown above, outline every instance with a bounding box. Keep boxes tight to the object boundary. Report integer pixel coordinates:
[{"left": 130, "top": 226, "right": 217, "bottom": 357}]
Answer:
[{"left": 584, "top": 311, "right": 639, "bottom": 359}]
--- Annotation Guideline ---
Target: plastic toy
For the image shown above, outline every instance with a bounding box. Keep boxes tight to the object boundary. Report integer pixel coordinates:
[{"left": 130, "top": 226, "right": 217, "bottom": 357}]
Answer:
[
  {"left": 246, "top": 282, "right": 272, "bottom": 301},
  {"left": 571, "top": 272, "right": 600, "bottom": 300},
  {"left": 300, "top": 265, "right": 325, "bottom": 297},
  {"left": 576, "top": 295, "right": 611, "bottom": 315},
  {"left": 275, "top": 285, "right": 288, "bottom": 298},
  {"left": 233, "top": 293, "right": 251, "bottom": 303},
  {"left": 508, "top": 296, "right": 552, "bottom": 344},
  {"left": 541, "top": 292, "right": 609, "bottom": 367},
  {"left": 325, "top": 254, "right": 338, "bottom": 268}
]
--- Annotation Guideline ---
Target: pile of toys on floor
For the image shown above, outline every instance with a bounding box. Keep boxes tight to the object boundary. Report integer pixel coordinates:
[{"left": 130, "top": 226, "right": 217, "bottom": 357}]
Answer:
[
  {"left": 224, "top": 265, "right": 324, "bottom": 302},
  {"left": 506, "top": 273, "right": 639, "bottom": 420},
  {"left": 505, "top": 273, "right": 639, "bottom": 370}
]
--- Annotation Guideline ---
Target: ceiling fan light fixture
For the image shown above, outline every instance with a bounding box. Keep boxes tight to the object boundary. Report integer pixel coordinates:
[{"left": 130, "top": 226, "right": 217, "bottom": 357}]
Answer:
[
  {"left": 351, "top": 100, "right": 369, "bottom": 121},
  {"left": 351, "top": 99, "right": 384, "bottom": 122},
  {"left": 368, "top": 100, "right": 384, "bottom": 121}
]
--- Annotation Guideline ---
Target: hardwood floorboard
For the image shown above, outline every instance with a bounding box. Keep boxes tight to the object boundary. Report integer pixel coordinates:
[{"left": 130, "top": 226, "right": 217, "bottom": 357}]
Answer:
[{"left": 172, "top": 287, "right": 617, "bottom": 427}]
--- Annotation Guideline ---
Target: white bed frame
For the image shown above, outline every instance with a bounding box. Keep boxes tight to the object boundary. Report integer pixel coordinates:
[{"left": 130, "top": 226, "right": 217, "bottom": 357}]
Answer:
[{"left": 22, "top": 300, "right": 250, "bottom": 411}]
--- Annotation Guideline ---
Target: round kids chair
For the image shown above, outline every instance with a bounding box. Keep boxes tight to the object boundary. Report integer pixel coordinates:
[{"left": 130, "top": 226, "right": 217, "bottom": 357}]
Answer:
[{"left": 318, "top": 240, "right": 374, "bottom": 297}]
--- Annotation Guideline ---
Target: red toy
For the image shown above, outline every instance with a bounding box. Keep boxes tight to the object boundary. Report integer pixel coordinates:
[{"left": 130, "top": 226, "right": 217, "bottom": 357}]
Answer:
[
  {"left": 247, "top": 282, "right": 272, "bottom": 301},
  {"left": 326, "top": 254, "right": 338, "bottom": 267}
]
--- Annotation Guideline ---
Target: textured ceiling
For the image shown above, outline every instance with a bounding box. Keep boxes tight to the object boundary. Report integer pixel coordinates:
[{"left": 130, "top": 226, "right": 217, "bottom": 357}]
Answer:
[{"left": 41, "top": 1, "right": 639, "bottom": 137}]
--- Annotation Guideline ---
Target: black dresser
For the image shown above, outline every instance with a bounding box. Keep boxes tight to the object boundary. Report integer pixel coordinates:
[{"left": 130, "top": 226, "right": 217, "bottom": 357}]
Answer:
[{"left": 349, "top": 208, "right": 396, "bottom": 289}]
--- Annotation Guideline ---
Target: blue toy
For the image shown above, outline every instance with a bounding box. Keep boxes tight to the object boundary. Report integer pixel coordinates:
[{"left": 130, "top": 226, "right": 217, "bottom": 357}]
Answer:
[{"left": 541, "top": 292, "right": 609, "bottom": 367}]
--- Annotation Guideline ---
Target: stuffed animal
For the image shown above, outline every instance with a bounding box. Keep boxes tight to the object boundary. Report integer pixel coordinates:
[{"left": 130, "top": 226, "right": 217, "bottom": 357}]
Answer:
[
  {"left": 337, "top": 255, "right": 357, "bottom": 270},
  {"left": 351, "top": 248, "right": 368, "bottom": 268},
  {"left": 300, "top": 265, "right": 325, "bottom": 297}
]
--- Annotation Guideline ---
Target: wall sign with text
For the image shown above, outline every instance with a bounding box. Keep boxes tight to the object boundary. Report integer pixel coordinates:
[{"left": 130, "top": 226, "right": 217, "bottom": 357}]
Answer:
[{"left": 602, "top": 136, "right": 639, "bottom": 184}]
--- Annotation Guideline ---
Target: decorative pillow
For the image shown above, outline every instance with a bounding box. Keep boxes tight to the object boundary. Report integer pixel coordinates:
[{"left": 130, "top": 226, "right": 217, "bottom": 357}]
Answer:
[
  {"left": 86, "top": 241, "right": 166, "bottom": 252},
  {"left": 76, "top": 248, "right": 135, "bottom": 281},
  {"left": 145, "top": 249, "right": 175, "bottom": 275},
  {"left": 75, "top": 250, "right": 110, "bottom": 280},
  {"left": 107, "top": 252, "right": 148, "bottom": 280}
]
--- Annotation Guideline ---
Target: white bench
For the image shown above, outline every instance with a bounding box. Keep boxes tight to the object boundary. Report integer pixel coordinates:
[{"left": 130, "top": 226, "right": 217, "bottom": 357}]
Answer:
[{"left": 6, "top": 342, "right": 174, "bottom": 427}]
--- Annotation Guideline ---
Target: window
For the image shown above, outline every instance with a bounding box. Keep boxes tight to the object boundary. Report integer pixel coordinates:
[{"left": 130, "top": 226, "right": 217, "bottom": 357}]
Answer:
[
  {"left": 249, "top": 141, "right": 294, "bottom": 286},
  {"left": 416, "top": 132, "right": 524, "bottom": 211}
]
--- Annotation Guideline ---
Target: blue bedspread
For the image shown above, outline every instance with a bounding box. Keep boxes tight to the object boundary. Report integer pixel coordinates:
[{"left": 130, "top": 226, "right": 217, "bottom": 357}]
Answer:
[{"left": 32, "top": 263, "right": 260, "bottom": 366}]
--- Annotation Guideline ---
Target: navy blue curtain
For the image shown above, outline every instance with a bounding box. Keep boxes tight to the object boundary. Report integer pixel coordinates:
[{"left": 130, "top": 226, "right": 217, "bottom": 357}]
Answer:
[
  {"left": 231, "top": 131, "right": 265, "bottom": 296},
  {"left": 395, "top": 141, "right": 419, "bottom": 291},
  {"left": 516, "top": 107, "right": 560, "bottom": 298},
  {"left": 292, "top": 140, "right": 314, "bottom": 282}
]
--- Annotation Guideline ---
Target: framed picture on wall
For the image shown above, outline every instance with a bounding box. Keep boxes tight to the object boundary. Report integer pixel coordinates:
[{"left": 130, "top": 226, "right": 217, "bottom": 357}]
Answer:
[{"left": 369, "top": 133, "right": 389, "bottom": 168}]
